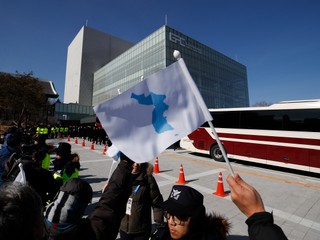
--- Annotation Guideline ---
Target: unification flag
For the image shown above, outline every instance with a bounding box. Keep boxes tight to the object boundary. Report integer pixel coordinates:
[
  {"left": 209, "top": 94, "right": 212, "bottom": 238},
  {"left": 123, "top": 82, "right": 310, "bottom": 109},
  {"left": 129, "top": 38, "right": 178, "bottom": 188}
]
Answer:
[{"left": 94, "top": 58, "right": 213, "bottom": 163}]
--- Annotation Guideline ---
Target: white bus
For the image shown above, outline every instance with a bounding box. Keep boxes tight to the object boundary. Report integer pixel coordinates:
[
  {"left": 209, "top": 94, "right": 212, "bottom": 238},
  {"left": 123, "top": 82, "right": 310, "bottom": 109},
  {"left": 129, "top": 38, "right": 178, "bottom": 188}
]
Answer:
[{"left": 180, "top": 100, "right": 320, "bottom": 174}]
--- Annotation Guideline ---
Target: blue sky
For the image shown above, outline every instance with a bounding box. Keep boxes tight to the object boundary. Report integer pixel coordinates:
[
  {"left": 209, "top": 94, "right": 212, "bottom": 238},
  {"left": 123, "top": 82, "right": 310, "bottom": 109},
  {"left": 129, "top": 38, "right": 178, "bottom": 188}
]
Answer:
[{"left": 1, "top": 0, "right": 319, "bottom": 106}]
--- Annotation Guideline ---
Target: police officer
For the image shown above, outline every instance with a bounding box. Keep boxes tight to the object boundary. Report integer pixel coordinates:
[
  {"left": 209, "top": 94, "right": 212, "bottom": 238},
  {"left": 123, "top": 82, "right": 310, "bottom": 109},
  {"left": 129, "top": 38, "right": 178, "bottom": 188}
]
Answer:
[{"left": 52, "top": 142, "right": 80, "bottom": 186}]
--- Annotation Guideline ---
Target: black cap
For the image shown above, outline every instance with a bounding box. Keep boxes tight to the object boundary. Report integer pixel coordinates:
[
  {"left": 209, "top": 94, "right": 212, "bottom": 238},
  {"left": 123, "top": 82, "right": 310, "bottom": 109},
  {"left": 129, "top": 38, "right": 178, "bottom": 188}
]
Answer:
[
  {"left": 161, "top": 185, "right": 204, "bottom": 217},
  {"left": 56, "top": 142, "right": 71, "bottom": 156}
]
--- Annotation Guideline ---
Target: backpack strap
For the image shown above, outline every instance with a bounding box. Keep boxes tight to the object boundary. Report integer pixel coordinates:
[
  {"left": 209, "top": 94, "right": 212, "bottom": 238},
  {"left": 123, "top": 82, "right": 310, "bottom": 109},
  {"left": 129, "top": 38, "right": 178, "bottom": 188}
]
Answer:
[{"left": 1, "top": 153, "right": 19, "bottom": 180}]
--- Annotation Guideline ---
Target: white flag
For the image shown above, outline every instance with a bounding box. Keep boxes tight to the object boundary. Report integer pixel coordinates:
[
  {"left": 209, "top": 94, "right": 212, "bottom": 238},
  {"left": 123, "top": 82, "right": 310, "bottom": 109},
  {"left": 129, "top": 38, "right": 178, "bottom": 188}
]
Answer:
[{"left": 94, "top": 58, "right": 212, "bottom": 163}]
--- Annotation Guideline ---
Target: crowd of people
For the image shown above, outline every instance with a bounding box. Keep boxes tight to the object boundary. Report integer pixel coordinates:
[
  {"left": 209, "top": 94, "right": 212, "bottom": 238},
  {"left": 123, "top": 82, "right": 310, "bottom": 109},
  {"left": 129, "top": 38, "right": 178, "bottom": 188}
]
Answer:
[
  {"left": 0, "top": 130, "right": 288, "bottom": 240},
  {"left": 0, "top": 124, "right": 109, "bottom": 147},
  {"left": 0, "top": 130, "right": 80, "bottom": 198}
]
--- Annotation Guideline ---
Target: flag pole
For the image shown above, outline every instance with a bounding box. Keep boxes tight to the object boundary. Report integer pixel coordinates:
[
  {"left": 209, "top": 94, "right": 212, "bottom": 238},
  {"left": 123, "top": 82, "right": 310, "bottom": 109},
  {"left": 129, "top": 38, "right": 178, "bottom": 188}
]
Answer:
[
  {"left": 173, "top": 50, "right": 234, "bottom": 176},
  {"left": 106, "top": 88, "right": 123, "bottom": 182},
  {"left": 208, "top": 121, "right": 234, "bottom": 176}
]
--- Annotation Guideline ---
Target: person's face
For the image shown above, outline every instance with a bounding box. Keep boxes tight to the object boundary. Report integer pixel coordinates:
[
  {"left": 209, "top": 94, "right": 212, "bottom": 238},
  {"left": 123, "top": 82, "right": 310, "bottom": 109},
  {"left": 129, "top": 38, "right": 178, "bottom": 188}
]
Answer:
[
  {"left": 166, "top": 212, "right": 191, "bottom": 239},
  {"left": 131, "top": 163, "right": 141, "bottom": 174}
]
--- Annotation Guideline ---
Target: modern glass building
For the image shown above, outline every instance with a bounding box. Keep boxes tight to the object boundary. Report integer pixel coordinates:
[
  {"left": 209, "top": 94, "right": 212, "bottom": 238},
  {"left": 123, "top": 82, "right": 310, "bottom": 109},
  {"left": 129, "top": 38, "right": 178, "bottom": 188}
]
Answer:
[{"left": 93, "top": 25, "right": 249, "bottom": 108}]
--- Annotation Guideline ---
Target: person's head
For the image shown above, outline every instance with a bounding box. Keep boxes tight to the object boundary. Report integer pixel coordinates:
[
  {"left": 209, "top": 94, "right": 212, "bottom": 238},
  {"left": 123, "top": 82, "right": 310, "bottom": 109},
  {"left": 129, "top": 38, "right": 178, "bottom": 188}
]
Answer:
[
  {"left": 33, "top": 134, "right": 46, "bottom": 146},
  {"left": 32, "top": 151, "right": 46, "bottom": 170},
  {"left": 161, "top": 185, "right": 206, "bottom": 239},
  {"left": 0, "top": 183, "right": 44, "bottom": 240},
  {"left": 6, "top": 133, "right": 21, "bottom": 150},
  {"left": 55, "top": 142, "right": 71, "bottom": 158},
  {"left": 45, "top": 178, "right": 93, "bottom": 225},
  {"left": 7, "top": 126, "right": 17, "bottom": 134}
]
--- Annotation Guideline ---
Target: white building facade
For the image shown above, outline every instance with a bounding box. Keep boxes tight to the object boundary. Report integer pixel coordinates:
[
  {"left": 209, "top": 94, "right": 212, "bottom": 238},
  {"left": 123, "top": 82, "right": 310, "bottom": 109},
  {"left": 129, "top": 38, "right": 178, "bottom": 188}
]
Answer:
[{"left": 64, "top": 26, "right": 134, "bottom": 106}]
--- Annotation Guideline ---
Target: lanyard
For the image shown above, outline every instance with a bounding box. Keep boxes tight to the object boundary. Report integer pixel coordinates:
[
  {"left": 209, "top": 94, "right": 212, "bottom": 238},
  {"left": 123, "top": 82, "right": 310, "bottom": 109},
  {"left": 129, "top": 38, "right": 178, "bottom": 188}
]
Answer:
[{"left": 133, "top": 185, "right": 140, "bottom": 195}]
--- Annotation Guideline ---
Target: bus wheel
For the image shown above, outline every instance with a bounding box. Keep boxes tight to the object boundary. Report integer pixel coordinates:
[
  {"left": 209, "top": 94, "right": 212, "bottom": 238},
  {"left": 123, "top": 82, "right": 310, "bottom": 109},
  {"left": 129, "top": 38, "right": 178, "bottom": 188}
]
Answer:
[{"left": 210, "top": 144, "right": 225, "bottom": 162}]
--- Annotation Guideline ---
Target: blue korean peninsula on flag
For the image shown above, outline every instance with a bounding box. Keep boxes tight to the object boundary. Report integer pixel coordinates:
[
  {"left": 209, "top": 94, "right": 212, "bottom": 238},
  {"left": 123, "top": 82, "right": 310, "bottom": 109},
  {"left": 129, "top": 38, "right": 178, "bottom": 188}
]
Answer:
[{"left": 94, "top": 58, "right": 213, "bottom": 163}]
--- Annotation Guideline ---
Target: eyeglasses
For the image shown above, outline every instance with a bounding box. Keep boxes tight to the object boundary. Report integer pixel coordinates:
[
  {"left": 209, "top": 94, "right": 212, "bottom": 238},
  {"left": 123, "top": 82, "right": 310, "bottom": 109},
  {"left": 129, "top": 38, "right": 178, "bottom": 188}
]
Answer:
[{"left": 164, "top": 211, "right": 189, "bottom": 225}]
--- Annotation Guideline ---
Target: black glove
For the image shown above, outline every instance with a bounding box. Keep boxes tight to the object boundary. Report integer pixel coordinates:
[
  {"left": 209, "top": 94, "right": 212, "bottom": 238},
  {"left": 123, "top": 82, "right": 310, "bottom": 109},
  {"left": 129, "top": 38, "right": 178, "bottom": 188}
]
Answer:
[{"left": 150, "top": 223, "right": 167, "bottom": 240}]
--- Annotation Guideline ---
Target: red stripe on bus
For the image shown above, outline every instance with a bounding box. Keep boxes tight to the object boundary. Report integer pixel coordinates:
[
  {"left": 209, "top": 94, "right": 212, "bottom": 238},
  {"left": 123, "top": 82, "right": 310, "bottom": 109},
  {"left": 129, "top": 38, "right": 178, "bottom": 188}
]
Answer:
[
  {"left": 216, "top": 132, "right": 320, "bottom": 146},
  {"left": 189, "top": 128, "right": 320, "bottom": 146}
]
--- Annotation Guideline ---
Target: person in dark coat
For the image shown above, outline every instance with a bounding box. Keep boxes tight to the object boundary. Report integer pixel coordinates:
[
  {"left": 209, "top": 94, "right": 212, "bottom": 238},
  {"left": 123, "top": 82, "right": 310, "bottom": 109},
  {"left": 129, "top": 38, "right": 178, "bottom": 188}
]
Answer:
[
  {"left": 150, "top": 185, "right": 230, "bottom": 240},
  {"left": 1, "top": 126, "right": 18, "bottom": 148},
  {"left": 0, "top": 133, "right": 22, "bottom": 186},
  {"left": 25, "top": 151, "right": 60, "bottom": 206},
  {"left": 44, "top": 156, "right": 134, "bottom": 240},
  {"left": 52, "top": 142, "right": 80, "bottom": 185},
  {"left": 0, "top": 157, "right": 134, "bottom": 240},
  {"left": 227, "top": 173, "right": 288, "bottom": 240},
  {"left": 45, "top": 178, "right": 93, "bottom": 238},
  {"left": 31, "top": 134, "right": 52, "bottom": 170},
  {"left": 119, "top": 162, "right": 164, "bottom": 239}
]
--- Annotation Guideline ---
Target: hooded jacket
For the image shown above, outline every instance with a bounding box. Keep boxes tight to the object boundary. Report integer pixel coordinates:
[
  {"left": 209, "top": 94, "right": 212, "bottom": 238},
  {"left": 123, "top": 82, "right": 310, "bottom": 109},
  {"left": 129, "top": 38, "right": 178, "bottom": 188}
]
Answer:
[
  {"left": 120, "top": 163, "right": 164, "bottom": 235},
  {"left": 45, "top": 159, "right": 133, "bottom": 240},
  {"left": 0, "top": 144, "right": 21, "bottom": 186}
]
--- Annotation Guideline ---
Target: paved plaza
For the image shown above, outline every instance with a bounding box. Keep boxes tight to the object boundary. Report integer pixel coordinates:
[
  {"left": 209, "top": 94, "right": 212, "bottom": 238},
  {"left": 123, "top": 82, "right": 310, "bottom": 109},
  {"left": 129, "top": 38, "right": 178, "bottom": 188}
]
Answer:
[{"left": 50, "top": 138, "right": 320, "bottom": 240}]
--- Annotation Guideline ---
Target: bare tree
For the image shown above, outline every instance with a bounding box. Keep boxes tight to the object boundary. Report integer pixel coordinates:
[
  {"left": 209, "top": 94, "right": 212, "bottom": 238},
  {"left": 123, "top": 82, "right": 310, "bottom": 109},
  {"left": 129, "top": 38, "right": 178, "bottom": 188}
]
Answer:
[{"left": 0, "top": 72, "right": 47, "bottom": 126}]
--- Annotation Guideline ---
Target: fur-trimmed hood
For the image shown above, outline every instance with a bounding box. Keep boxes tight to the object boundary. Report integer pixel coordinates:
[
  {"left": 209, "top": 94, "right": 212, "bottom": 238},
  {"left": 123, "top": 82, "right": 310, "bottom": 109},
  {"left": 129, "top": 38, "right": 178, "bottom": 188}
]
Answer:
[{"left": 203, "top": 212, "right": 231, "bottom": 239}]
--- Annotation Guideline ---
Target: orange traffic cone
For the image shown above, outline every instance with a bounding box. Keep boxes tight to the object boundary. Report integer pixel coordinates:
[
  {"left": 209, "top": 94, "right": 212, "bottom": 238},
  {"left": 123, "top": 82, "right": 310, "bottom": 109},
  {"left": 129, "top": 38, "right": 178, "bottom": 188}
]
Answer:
[
  {"left": 213, "top": 172, "right": 228, "bottom": 197},
  {"left": 82, "top": 138, "right": 85, "bottom": 147},
  {"left": 74, "top": 137, "right": 78, "bottom": 144},
  {"left": 90, "top": 141, "right": 95, "bottom": 150},
  {"left": 176, "top": 164, "right": 187, "bottom": 184},
  {"left": 153, "top": 157, "right": 160, "bottom": 174},
  {"left": 102, "top": 144, "right": 107, "bottom": 155},
  {"left": 67, "top": 135, "right": 70, "bottom": 142}
]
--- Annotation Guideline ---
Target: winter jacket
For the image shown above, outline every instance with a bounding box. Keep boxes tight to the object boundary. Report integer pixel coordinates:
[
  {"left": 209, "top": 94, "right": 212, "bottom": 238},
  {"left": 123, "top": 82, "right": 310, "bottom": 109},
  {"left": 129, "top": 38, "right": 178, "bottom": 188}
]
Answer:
[
  {"left": 45, "top": 159, "right": 133, "bottom": 240},
  {"left": 30, "top": 140, "right": 52, "bottom": 170},
  {"left": 0, "top": 145, "right": 20, "bottom": 186},
  {"left": 246, "top": 212, "right": 288, "bottom": 240},
  {"left": 25, "top": 164, "right": 59, "bottom": 206},
  {"left": 150, "top": 212, "right": 230, "bottom": 240},
  {"left": 120, "top": 163, "right": 164, "bottom": 235}
]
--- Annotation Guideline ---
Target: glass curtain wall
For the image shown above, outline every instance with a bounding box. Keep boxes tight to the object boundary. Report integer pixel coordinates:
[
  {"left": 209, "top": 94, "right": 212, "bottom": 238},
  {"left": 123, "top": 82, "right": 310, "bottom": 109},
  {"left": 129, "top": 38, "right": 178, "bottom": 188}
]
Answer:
[
  {"left": 165, "top": 26, "right": 248, "bottom": 108},
  {"left": 93, "top": 26, "right": 167, "bottom": 106},
  {"left": 93, "top": 25, "right": 249, "bottom": 108}
]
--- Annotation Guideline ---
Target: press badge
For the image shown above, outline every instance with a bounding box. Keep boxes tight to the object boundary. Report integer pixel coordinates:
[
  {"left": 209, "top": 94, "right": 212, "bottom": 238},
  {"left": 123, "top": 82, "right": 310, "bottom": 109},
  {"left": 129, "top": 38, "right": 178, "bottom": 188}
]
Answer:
[{"left": 126, "top": 197, "right": 133, "bottom": 215}]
